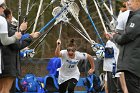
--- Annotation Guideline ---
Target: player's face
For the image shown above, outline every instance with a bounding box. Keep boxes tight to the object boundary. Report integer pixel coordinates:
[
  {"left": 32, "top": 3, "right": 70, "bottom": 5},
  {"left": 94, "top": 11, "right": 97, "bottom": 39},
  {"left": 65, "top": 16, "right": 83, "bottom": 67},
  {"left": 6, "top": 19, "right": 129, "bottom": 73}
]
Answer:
[{"left": 67, "top": 47, "right": 76, "bottom": 56}]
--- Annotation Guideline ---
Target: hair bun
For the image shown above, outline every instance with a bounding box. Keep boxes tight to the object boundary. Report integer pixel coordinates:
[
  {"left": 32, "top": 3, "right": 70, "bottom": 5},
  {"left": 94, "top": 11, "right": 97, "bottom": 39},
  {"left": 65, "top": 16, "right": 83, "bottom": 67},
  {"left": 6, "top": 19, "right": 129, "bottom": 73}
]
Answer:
[
  {"left": 70, "top": 39, "right": 75, "bottom": 43},
  {"left": 67, "top": 39, "right": 76, "bottom": 48}
]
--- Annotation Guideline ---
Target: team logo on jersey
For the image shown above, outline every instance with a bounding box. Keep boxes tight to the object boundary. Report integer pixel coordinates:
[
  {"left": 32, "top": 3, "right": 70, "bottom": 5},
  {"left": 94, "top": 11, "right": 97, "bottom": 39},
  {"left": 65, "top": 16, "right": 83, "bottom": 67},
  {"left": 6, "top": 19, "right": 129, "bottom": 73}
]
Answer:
[
  {"left": 83, "top": 53, "right": 86, "bottom": 57},
  {"left": 129, "top": 23, "right": 135, "bottom": 28}
]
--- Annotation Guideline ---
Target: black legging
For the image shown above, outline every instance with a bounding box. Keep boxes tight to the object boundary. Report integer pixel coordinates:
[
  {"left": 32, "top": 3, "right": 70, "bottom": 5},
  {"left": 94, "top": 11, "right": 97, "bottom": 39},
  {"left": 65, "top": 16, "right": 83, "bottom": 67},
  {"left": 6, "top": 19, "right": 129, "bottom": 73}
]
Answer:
[{"left": 59, "top": 78, "right": 78, "bottom": 93}]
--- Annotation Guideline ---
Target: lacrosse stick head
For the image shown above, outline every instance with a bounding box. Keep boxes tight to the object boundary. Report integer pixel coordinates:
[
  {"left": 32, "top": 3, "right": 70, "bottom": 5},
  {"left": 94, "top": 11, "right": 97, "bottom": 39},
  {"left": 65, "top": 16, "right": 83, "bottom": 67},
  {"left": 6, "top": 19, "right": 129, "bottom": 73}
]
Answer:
[
  {"left": 91, "top": 43, "right": 104, "bottom": 59},
  {"left": 52, "top": 6, "right": 69, "bottom": 24},
  {"left": 27, "top": 49, "right": 35, "bottom": 58},
  {"left": 79, "top": 0, "right": 87, "bottom": 10},
  {"left": 61, "top": 0, "right": 75, "bottom": 6},
  {"left": 95, "top": 49, "right": 104, "bottom": 59},
  {"left": 79, "top": 0, "right": 89, "bottom": 14},
  {"left": 91, "top": 43, "right": 104, "bottom": 52},
  {"left": 110, "top": 19, "right": 118, "bottom": 31},
  {"left": 11, "top": 17, "right": 18, "bottom": 26},
  {"left": 50, "top": 0, "right": 57, "bottom": 4},
  {"left": 68, "top": 2, "right": 80, "bottom": 19}
]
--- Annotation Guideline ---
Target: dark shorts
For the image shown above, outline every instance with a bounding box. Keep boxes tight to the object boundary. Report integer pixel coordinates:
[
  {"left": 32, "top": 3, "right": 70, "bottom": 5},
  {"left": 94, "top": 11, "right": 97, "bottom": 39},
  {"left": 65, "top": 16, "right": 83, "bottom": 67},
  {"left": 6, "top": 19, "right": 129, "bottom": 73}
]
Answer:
[
  {"left": 59, "top": 78, "right": 78, "bottom": 93},
  {"left": 0, "top": 55, "right": 18, "bottom": 78}
]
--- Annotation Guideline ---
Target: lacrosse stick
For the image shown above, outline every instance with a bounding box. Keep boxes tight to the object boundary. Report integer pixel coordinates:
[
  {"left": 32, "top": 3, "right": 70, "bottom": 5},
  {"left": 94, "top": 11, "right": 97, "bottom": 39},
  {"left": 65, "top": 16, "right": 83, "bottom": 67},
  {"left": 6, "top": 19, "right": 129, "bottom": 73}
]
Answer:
[
  {"left": 79, "top": 0, "right": 105, "bottom": 46},
  {"left": 11, "top": 17, "right": 18, "bottom": 26},
  {"left": 52, "top": 6, "right": 69, "bottom": 25},
  {"left": 95, "top": 0, "right": 112, "bottom": 31},
  {"left": 28, "top": 5, "right": 69, "bottom": 52},
  {"left": 67, "top": 22, "right": 103, "bottom": 52},
  {"left": 98, "top": 0, "right": 117, "bottom": 30},
  {"left": 52, "top": 3, "right": 92, "bottom": 45},
  {"left": 17, "top": 0, "right": 22, "bottom": 32},
  {"left": 34, "top": 5, "right": 68, "bottom": 50},
  {"left": 108, "top": 0, "right": 118, "bottom": 30},
  {"left": 29, "top": 0, "right": 37, "bottom": 11},
  {"left": 52, "top": 6, "right": 94, "bottom": 45},
  {"left": 25, "top": 23, "right": 55, "bottom": 58},
  {"left": 68, "top": 22, "right": 91, "bottom": 44},
  {"left": 32, "top": 0, "right": 44, "bottom": 33},
  {"left": 20, "top": 49, "right": 35, "bottom": 58},
  {"left": 26, "top": 0, "right": 57, "bottom": 32},
  {"left": 61, "top": 0, "right": 75, "bottom": 6},
  {"left": 28, "top": 24, "right": 55, "bottom": 48},
  {"left": 103, "top": 1, "right": 113, "bottom": 16},
  {"left": 23, "top": 0, "right": 37, "bottom": 22},
  {"left": 58, "top": 22, "right": 63, "bottom": 39},
  {"left": 38, "top": 0, "right": 58, "bottom": 20},
  {"left": 38, "top": 4, "right": 69, "bottom": 33},
  {"left": 23, "top": 0, "right": 30, "bottom": 22},
  {"left": 61, "top": 1, "right": 102, "bottom": 51},
  {"left": 93, "top": 0, "right": 108, "bottom": 34},
  {"left": 100, "top": 0, "right": 117, "bottom": 20},
  {"left": 108, "top": 0, "right": 113, "bottom": 16},
  {"left": 62, "top": 1, "right": 103, "bottom": 51},
  {"left": 68, "top": 22, "right": 104, "bottom": 52},
  {"left": 66, "top": 2, "right": 94, "bottom": 44}
]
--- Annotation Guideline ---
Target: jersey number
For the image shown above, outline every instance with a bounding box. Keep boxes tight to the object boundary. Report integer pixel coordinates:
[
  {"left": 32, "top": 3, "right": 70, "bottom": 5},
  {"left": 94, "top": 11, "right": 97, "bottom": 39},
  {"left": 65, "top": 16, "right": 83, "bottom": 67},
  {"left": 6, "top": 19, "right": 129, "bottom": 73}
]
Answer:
[{"left": 68, "top": 65, "right": 74, "bottom": 68}]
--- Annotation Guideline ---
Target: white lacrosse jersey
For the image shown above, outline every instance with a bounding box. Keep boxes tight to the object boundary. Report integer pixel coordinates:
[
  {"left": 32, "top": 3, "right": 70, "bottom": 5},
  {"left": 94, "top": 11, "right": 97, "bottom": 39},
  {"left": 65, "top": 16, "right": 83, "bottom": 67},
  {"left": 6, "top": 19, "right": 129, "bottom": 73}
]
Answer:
[
  {"left": 58, "top": 50, "right": 87, "bottom": 84},
  {"left": 116, "top": 10, "right": 130, "bottom": 30},
  {"left": 0, "top": 16, "right": 8, "bottom": 74},
  {"left": 103, "top": 40, "right": 119, "bottom": 72},
  {"left": 0, "top": 16, "right": 8, "bottom": 34}
]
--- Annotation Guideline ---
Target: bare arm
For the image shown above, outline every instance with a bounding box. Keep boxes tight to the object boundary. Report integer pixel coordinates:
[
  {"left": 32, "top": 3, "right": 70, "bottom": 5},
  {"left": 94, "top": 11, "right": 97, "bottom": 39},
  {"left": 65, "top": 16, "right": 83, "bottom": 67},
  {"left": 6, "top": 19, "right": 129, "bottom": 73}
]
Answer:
[
  {"left": 87, "top": 54, "right": 95, "bottom": 74},
  {"left": 55, "top": 39, "right": 62, "bottom": 57}
]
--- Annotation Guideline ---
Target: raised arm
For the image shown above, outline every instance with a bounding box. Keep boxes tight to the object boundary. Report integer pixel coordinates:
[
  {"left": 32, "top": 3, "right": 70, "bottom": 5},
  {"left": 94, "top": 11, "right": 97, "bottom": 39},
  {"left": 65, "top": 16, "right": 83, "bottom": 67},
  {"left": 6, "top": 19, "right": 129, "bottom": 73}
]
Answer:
[{"left": 55, "top": 39, "right": 62, "bottom": 57}]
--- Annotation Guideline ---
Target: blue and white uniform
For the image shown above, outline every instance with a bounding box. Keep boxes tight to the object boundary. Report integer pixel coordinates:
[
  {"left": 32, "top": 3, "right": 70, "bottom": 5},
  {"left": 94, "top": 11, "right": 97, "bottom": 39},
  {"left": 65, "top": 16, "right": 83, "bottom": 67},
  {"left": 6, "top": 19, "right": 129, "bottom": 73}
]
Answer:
[{"left": 58, "top": 50, "right": 87, "bottom": 84}]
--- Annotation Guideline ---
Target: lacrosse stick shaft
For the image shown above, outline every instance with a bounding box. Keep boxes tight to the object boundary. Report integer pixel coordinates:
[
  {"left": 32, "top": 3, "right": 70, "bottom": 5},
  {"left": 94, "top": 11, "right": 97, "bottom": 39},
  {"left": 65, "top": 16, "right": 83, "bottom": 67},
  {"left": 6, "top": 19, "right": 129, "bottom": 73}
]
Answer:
[
  {"left": 39, "top": 4, "right": 69, "bottom": 33},
  {"left": 33, "top": 33, "right": 47, "bottom": 51},
  {"left": 28, "top": 0, "right": 37, "bottom": 13},
  {"left": 68, "top": 2, "right": 93, "bottom": 44},
  {"left": 23, "top": 0, "right": 30, "bottom": 22},
  {"left": 87, "top": 14, "right": 105, "bottom": 46},
  {"left": 23, "top": 0, "right": 37, "bottom": 22},
  {"left": 58, "top": 22, "right": 62, "bottom": 39},
  {"left": 108, "top": 0, "right": 115, "bottom": 21},
  {"left": 23, "top": 0, "right": 37, "bottom": 31},
  {"left": 101, "top": 0, "right": 117, "bottom": 20},
  {"left": 93, "top": 0, "right": 108, "bottom": 33},
  {"left": 68, "top": 22, "right": 91, "bottom": 44},
  {"left": 75, "top": 17, "right": 93, "bottom": 44},
  {"left": 29, "top": 25, "right": 55, "bottom": 47},
  {"left": 26, "top": 0, "right": 56, "bottom": 32},
  {"left": 79, "top": 0, "right": 104, "bottom": 46},
  {"left": 17, "top": 0, "right": 22, "bottom": 32},
  {"left": 108, "top": 0, "right": 113, "bottom": 15},
  {"left": 32, "top": 0, "right": 44, "bottom": 33},
  {"left": 103, "top": 3, "right": 116, "bottom": 20},
  {"left": 39, "top": 0, "right": 58, "bottom": 20},
  {"left": 34, "top": 25, "right": 54, "bottom": 50}
]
